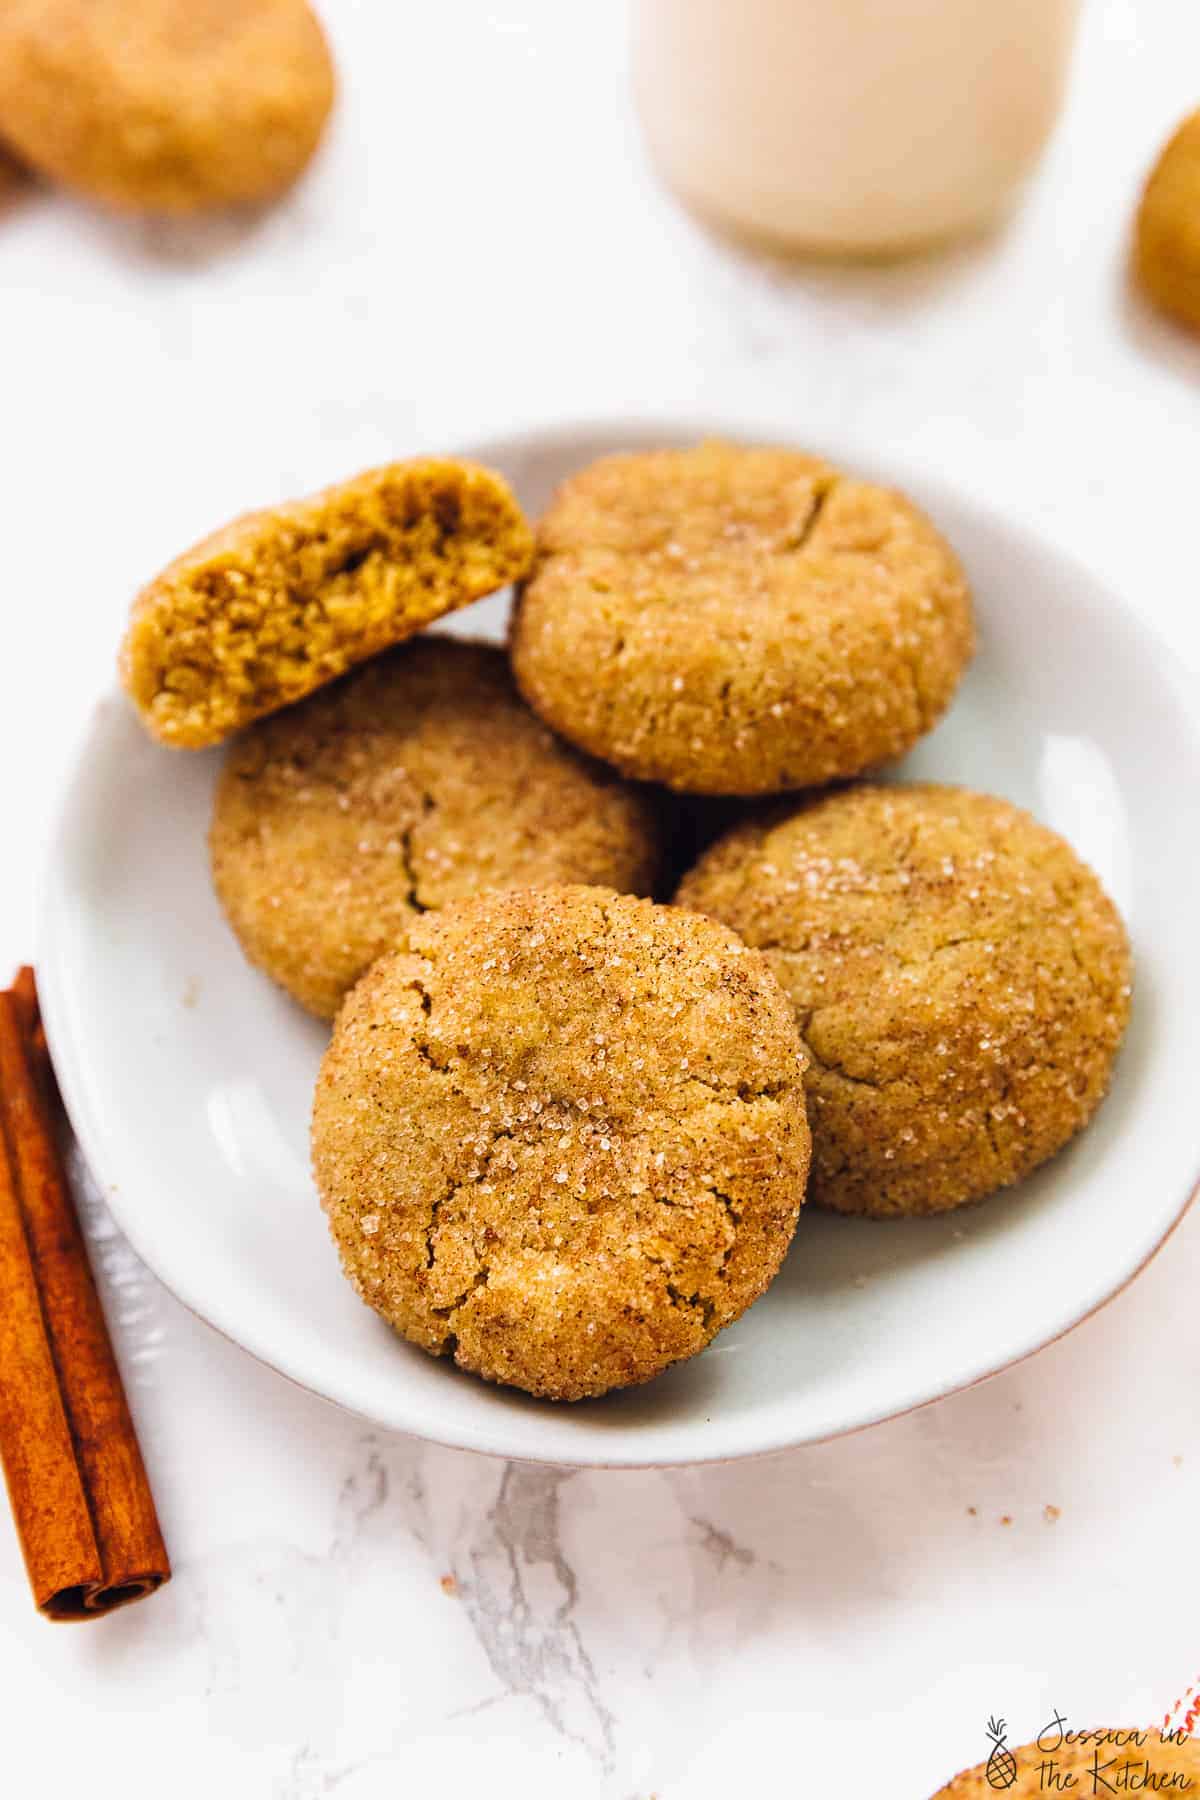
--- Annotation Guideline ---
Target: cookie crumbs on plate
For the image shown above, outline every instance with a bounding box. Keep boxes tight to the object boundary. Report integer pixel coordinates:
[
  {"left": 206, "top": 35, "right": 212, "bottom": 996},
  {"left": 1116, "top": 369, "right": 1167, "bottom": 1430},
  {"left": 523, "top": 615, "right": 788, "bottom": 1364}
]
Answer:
[
  {"left": 0, "top": 0, "right": 335, "bottom": 215},
  {"left": 1135, "top": 109, "right": 1200, "bottom": 334}
]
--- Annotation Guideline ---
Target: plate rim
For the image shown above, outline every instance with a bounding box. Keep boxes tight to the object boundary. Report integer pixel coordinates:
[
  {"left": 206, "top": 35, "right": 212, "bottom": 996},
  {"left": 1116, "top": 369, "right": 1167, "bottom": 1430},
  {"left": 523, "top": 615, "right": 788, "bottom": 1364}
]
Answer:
[{"left": 36, "top": 405, "right": 1200, "bottom": 1468}]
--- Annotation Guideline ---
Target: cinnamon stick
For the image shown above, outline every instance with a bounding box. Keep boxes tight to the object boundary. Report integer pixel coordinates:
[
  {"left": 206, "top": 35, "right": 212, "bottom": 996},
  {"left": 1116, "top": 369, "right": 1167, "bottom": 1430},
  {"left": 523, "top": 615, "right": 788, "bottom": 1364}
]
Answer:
[{"left": 0, "top": 967, "right": 170, "bottom": 1620}]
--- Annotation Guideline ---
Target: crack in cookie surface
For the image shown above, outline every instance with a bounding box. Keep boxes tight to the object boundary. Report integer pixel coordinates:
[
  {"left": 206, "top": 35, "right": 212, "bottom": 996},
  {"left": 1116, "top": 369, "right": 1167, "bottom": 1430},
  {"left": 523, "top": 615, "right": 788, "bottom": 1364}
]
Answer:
[
  {"left": 311, "top": 884, "right": 812, "bottom": 1399},
  {"left": 210, "top": 637, "right": 661, "bottom": 1018},
  {"left": 510, "top": 443, "right": 973, "bottom": 794},
  {"left": 677, "top": 783, "right": 1131, "bottom": 1218}
]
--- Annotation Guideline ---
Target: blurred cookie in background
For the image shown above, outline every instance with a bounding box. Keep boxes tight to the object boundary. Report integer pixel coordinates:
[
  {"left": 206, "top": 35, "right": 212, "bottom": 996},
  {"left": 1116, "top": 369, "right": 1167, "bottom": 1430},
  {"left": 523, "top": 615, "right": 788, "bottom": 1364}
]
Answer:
[
  {"left": 1135, "top": 107, "right": 1200, "bottom": 333},
  {"left": 511, "top": 443, "right": 973, "bottom": 797},
  {"left": 0, "top": 0, "right": 335, "bottom": 214}
]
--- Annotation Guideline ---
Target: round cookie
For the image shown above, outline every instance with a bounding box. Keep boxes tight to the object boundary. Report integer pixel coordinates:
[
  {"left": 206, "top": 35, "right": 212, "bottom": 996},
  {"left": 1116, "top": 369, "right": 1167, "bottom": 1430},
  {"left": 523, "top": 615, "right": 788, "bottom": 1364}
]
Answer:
[
  {"left": 211, "top": 638, "right": 661, "bottom": 1019},
  {"left": 311, "top": 884, "right": 812, "bottom": 1400},
  {"left": 1135, "top": 108, "right": 1200, "bottom": 334},
  {"left": 676, "top": 783, "right": 1131, "bottom": 1217},
  {"left": 931, "top": 1730, "right": 1200, "bottom": 1798},
  {"left": 0, "top": 0, "right": 334, "bottom": 214},
  {"left": 509, "top": 442, "right": 973, "bottom": 795}
]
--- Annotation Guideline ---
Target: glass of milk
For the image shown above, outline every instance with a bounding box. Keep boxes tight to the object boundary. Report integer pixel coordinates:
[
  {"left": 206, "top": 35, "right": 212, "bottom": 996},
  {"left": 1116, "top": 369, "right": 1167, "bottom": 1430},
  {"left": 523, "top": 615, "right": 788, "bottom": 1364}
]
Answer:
[{"left": 632, "top": 0, "right": 1082, "bottom": 256}]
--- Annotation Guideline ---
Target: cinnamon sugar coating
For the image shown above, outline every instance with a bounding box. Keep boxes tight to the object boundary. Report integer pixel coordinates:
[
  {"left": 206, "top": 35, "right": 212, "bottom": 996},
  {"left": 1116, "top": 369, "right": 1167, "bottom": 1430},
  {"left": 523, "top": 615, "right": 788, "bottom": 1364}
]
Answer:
[
  {"left": 211, "top": 639, "right": 660, "bottom": 1018},
  {"left": 677, "top": 784, "right": 1132, "bottom": 1217},
  {"left": 311, "top": 885, "right": 811, "bottom": 1400},
  {"left": 121, "top": 459, "right": 533, "bottom": 749},
  {"left": 510, "top": 442, "right": 973, "bottom": 795}
]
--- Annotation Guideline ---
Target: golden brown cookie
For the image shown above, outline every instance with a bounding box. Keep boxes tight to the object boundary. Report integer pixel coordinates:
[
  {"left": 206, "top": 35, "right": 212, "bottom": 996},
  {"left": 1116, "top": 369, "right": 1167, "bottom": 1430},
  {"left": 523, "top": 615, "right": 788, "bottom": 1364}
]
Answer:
[
  {"left": 311, "top": 884, "right": 811, "bottom": 1400},
  {"left": 509, "top": 442, "right": 973, "bottom": 795},
  {"left": 1135, "top": 108, "right": 1200, "bottom": 333},
  {"left": 121, "top": 459, "right": 533, "bottom": 750},
  {"left": 931, "top": 1728, "right": 1200, "bottom": 1798},
  {"left": 0, "top": 0, "right": 334, "bottom": 214},
  {"left": 211, "top": 638, "right": 662, "bottom": 1018},
  {"left": 676, "top": 783, "right": 1131, "bottom": 1217}
]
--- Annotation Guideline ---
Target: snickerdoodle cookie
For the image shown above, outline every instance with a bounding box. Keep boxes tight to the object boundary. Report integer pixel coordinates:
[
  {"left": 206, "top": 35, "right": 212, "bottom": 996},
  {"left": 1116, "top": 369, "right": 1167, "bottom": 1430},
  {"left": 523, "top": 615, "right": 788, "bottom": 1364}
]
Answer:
[
  {"left": 1135, "top": 108, "right": 1200, "bottom": 333},
  {"left": 121, "top": 459, "right": 532, "bottom": 749},
  {"left": 211, "top": 639, "right": 660, "bottom": 1019},
  {"left": 311, "top": 884, "right": 811, "bottom": 1400},
  {"left": 509, "top": 442, "right": 973, "bottom": 795},
  {"left": 0, "top": 0, "right": 334, "bottom": 214},
  {"left": 931, "top": 1729, "right": 1200, "bottom": 1799},
  {"left": 677, "top": 784, "right": 1131, "bottom": 1217}
]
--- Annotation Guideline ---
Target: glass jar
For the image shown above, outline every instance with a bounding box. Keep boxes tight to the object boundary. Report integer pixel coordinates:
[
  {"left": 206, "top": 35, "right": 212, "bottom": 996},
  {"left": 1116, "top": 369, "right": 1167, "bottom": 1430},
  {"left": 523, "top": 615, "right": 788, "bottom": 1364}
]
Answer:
[{"left": 632, "top": 0, "right": 1082, "bottom": 256}]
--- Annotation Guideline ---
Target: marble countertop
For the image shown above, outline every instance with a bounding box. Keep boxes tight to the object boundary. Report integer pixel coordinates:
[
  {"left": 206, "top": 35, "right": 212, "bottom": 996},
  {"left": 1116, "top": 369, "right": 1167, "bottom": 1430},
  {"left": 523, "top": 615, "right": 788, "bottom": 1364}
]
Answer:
[{"left": 2, "top": 2, "right": 1199, "bottom": 1794}]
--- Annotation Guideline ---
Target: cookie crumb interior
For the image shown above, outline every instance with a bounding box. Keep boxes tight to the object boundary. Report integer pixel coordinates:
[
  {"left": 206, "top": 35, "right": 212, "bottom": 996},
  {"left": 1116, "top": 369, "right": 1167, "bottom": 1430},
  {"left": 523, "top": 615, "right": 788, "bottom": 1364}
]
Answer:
[{"left": 121, "top": 459, "right": 533, "bottom": 747}]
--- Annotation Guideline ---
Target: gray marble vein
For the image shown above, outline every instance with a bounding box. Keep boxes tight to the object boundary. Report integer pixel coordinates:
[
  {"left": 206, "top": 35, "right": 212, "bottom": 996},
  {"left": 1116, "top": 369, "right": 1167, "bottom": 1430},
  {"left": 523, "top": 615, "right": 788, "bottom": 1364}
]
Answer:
[{"left": 458, "top": 1465, "right": 618, "bottom": 1772}]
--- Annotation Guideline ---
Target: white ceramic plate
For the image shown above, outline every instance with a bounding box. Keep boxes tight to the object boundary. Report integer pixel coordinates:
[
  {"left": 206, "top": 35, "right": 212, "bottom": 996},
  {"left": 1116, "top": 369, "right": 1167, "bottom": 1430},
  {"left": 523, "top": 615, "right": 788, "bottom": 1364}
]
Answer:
[{"left": 38, "top": 414, "right": 1200, "bottom": 1467}]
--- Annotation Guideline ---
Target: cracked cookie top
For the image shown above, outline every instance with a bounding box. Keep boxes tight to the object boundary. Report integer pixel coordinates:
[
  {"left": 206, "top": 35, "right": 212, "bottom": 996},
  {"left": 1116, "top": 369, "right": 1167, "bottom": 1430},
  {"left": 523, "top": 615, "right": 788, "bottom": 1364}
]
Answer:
[
  {"left": 509, "top": 442, "right": 974, "bottom": 795},
  {"left": 676, "top": 783, "right": 1132, "bottom": 1217},
  {"left": 210, "top": 638, "right": 660, "bottom": 1018},
  {"left": 311, "top": 884, "right": 811, "bottom": 1400}
]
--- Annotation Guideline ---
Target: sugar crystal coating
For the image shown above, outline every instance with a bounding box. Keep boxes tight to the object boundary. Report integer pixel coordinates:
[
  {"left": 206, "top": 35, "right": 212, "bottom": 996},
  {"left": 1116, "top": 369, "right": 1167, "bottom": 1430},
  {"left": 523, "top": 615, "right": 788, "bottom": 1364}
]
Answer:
[
  {"left": 311, "top": 884, "right": 812, "bottom": 1399},
  {"left": 510, "top": 442, "right": 973, "bottom": 795},
  {"left": 677, "top": 783, "right": 1132, "bottom": 1217},
  {"left": 211, "top": 638, "right": 661, "bottom": 1017}
]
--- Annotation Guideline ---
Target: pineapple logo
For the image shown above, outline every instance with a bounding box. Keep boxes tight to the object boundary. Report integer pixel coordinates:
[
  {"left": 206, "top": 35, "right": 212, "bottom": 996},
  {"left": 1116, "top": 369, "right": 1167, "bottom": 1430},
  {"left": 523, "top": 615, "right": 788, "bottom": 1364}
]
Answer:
[{"left": 985, "top": 1716, "right": 1018, "bottom": 1790}]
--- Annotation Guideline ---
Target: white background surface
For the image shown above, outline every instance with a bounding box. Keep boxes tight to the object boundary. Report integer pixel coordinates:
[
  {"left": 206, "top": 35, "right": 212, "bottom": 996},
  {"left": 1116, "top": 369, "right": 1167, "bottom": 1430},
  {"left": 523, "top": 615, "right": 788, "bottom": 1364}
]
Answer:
[{"left": 1, "top": 2, "right": 1199, "bottom": 1795}]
